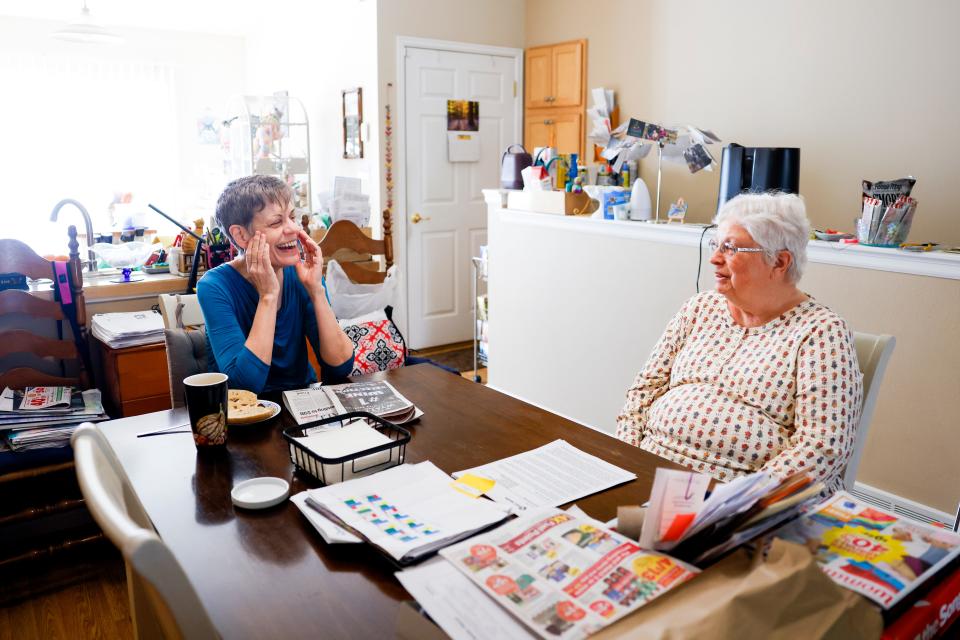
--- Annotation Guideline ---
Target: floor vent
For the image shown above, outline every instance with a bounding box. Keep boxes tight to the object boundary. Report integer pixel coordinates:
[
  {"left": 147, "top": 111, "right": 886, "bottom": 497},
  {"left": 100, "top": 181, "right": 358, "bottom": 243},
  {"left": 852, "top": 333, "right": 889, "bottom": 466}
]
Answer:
[{"left": 851, "top": 483, "right": 956, "bottom": 530}]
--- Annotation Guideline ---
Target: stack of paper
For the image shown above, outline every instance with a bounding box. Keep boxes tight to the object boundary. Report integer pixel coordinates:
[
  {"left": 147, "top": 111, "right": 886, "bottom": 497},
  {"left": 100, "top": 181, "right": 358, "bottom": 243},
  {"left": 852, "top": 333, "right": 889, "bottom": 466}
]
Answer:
[
  {"left": 452, "top": 439, "right": 636, "bottom": 514},
  {"left": 300, "top": 461, "right": 511, "bottom": 564},
  {"left": 638, "top": 468, "right": 823, "bottom": 565},
  {"left": 0, "top": 387, "right": 108, "bottom": 451},
  {"left": 91, "top": 311, "right": 165, "bottom": 348}
]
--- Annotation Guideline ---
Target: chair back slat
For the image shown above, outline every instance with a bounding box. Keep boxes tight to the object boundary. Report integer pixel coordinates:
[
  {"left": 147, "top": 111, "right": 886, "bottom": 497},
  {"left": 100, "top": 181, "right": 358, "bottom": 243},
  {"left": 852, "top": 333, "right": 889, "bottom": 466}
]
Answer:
[
  {"left": 0, "top": 239, "right": 55, "bottom": 281},
  {"left": 0, "top": 367, "right": 78, "bottom": 389},
  {"left": 0, "top": 231, "right": 91, "bottom": 390},
  {"left": 0, "top": 330, "right": 77, "bottom": 359},
  {"left": 0, "top": 290, "right": 65, "bottom": 319}
]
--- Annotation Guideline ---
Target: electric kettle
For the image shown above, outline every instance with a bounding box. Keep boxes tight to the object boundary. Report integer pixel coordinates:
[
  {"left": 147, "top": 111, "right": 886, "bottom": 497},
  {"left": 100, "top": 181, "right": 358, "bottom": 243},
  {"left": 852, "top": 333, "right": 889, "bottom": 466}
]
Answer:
[{"left": 500, "top": 144, "right": 532, "bottom": 190}]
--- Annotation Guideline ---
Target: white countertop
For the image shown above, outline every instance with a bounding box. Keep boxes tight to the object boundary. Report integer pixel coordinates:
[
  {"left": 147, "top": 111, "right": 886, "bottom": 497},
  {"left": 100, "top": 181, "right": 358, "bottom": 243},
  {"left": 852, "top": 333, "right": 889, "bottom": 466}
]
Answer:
[{"left": 482, "top": 189, "right": 960, "bottom": 280}]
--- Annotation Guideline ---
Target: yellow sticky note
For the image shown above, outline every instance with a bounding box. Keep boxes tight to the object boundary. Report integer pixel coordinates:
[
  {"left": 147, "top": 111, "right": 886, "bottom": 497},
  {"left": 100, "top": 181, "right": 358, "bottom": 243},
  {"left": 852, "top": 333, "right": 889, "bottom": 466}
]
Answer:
[{"left": 451, "top": 473, "right": 496, "bottom": 499}]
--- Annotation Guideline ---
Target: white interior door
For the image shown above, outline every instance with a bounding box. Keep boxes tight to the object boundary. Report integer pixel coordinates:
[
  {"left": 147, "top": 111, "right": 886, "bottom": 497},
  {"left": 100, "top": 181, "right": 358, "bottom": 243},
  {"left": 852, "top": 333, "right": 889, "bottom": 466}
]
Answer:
[{"left": 403, "top": 46, "right": 519, "bottom": 349}]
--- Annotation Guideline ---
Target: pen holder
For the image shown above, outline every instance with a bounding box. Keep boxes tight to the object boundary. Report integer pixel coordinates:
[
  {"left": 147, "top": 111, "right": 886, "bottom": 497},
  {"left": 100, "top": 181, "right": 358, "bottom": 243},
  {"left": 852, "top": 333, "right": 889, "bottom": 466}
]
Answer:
[{"left": 856, "top": 215, "right": 913, "bottom": 248}]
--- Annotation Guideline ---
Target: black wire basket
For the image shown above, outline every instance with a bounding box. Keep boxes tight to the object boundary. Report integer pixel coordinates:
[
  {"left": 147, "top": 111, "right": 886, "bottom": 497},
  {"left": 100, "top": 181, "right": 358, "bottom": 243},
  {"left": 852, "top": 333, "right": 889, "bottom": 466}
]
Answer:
[{"left": 282, "top": 411, "right": 410, "bottom": 485}]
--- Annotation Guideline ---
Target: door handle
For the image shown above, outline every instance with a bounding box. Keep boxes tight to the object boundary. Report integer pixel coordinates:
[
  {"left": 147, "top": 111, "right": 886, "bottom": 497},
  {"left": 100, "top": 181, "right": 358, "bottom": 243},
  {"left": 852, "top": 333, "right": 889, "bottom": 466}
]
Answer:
[
  {"left": 543, "top": 119, "right": 554, "bottom": 125},
  {"left": 411, "top": 213, "right": 431, "bottom": 224}
]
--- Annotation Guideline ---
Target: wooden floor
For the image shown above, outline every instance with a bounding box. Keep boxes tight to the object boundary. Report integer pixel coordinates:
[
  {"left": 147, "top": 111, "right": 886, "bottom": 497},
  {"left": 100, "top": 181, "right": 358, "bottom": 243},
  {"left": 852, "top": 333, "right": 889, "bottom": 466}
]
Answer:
[{"left": 0, "top": 543, "right": 133, "bottom": 640}]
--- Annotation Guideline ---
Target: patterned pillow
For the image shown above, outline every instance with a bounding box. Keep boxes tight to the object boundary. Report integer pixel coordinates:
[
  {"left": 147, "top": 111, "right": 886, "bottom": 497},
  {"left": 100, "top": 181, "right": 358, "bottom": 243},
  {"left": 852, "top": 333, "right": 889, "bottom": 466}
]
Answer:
[{"left": 338, "top": 307, "right": 407, "bottom": 377}]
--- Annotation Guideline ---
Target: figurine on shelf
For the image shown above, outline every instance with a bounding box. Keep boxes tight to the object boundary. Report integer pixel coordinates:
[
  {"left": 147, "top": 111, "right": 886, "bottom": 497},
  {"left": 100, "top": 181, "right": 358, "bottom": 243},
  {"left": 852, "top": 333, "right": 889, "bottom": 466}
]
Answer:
[
  {"left": 181, "top": 218, "right": 205, "bottom": 256},
  {"left": 301, "top": 214, "right": 311, "bottom": 235},
  {"left": 571, "top": 175, "right": 584, "bottom": 194}
]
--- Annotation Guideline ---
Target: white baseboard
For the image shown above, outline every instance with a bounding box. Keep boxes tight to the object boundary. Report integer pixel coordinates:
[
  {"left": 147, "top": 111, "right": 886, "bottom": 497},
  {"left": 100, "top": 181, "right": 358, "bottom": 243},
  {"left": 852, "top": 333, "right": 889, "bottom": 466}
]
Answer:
[{"left": 851, "top": 482, "right": 958, "bottom": 530}]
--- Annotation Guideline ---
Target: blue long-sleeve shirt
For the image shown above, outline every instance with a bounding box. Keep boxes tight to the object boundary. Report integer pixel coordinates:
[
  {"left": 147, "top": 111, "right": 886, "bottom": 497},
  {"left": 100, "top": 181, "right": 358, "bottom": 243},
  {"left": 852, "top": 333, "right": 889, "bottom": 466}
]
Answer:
[{"left": 197, "top": 264, "right": 354, "bottom": 393}]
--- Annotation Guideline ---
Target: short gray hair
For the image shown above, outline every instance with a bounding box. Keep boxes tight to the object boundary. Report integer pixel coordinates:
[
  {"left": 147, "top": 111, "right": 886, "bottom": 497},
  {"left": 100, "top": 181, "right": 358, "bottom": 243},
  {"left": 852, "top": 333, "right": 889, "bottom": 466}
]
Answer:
[
  {"left": 714, "top": 192, "right": 811, "bottom": 283},
  {"left": 215, "top": 175, "right": 292, "bottom": 247}
]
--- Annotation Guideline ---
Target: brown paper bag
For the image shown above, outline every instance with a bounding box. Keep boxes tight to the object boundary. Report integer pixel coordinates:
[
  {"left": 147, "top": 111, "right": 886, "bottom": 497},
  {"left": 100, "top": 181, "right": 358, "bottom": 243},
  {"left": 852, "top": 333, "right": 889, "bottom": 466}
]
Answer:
[{"left": 592, "top": 539, "right": 883, "bottom": 640}]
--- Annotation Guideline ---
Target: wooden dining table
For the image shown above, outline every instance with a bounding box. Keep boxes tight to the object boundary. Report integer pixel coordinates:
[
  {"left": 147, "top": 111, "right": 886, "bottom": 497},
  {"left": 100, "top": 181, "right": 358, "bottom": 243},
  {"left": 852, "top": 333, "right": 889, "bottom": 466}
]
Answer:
[{"left": 100, "top": 364, "right": 675, "bottom": 639}]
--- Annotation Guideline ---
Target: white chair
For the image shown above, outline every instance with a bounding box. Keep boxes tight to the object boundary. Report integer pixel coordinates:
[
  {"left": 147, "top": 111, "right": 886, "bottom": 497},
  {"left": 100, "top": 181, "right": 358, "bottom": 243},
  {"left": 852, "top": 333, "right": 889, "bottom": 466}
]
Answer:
[
  {"left": 843, "top": 332, "right": 896, "bottom": 492},
  {"left": 158, "top": 293, "right": 205, "bottom": 330},
  {"left": 158, "top": 294, "right": 208, "bottom": 408},
  {"left": 72, "top": 423, "right": 219, "bottom": 639}
]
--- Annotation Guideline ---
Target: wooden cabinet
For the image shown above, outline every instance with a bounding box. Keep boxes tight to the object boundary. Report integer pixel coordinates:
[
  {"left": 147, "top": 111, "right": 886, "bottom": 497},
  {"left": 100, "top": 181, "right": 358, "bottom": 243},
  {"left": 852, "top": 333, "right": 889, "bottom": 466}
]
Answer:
[
  {"left": 524, "top": 39, "right": 586, "bottom": 157},
  {"left": 524, "top": 110, "right": 583, "bottom": 155},
  {"left": 524, "top": 40, "right": 585, "bottom": 109},
  {"left": 98, "top": 339, "right": 172, "bottom": 417}
]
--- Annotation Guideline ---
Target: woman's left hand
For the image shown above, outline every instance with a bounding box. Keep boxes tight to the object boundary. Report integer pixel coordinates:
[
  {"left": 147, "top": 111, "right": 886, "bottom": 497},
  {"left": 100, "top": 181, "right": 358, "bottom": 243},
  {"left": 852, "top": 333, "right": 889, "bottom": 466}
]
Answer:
[{"left": 294, "top": 230, "right": 326, "bottom": 299}]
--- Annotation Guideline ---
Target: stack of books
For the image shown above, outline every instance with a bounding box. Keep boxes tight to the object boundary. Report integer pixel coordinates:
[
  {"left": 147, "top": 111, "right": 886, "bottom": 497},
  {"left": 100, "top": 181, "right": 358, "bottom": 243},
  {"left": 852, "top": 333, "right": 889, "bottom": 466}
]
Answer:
[
  {"left": 91, "top": 311, "right": 165, "bottom": 348},
  {"left": 0, "top": 386, "right": 108, "bottom": 451}
]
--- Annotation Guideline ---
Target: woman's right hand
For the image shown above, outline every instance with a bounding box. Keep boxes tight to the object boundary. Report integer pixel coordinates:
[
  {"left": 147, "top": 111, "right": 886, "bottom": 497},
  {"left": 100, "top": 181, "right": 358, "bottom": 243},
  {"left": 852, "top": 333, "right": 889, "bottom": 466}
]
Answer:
[{"left": 245, "top": 232, "right": 280, "bottom": 299}]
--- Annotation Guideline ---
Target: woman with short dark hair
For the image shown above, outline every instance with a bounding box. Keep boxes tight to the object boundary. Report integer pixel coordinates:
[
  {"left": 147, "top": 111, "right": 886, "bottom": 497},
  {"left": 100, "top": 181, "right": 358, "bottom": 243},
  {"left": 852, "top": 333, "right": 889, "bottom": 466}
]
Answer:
[
  {"left": 616, "top": 192, "right": 863, "bottom": 493},
  {"left": 197, "top": 175, "right": 354, "bottom": 393}
]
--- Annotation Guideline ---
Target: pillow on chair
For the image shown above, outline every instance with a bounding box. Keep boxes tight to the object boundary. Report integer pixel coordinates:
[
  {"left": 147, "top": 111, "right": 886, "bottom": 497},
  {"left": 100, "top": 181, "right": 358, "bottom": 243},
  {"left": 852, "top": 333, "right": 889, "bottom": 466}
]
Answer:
[
  {"left": 338, "top": 307, "right": 406, "bottom": 377},
  {"left": 164, "top": 327, "right": 208, "bottom": 408}
]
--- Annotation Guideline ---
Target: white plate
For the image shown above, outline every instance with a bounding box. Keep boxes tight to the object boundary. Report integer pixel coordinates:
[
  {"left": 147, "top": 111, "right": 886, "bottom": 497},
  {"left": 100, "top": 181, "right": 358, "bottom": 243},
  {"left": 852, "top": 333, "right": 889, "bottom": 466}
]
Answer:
[
  {"left": 231, "top": 477, "right": 290, "bottom": 510},
  {"left": 228, "top": 399, "right": 281, "bottom": 426}
]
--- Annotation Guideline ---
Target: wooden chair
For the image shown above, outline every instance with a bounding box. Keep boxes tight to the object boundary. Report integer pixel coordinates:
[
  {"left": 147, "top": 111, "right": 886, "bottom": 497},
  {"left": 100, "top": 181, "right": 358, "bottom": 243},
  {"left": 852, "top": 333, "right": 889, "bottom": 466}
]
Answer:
[
  {"left": 0, "top": 226, "right": 101, "bottom": 568},
  {"left": 0, "top": 228, "right": 90, "bottom": 389},
  {"left": 318, "top": 209, "right": 393, "bottom": 284},
  {"left": 73, "top": 423, "right": 219, "bottom": 639}
]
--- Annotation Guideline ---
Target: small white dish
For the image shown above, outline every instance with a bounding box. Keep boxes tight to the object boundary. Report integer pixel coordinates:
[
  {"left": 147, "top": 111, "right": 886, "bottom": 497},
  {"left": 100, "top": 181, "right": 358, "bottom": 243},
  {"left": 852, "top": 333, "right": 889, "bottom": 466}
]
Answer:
[{"left": 231, "top": 477, "right": 290, "bottom": 510}]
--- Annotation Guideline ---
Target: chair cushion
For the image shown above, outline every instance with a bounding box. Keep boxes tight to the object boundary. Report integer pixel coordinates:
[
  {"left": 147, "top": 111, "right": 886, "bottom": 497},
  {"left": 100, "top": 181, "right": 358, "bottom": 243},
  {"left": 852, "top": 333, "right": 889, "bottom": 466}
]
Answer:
[
  {"left": 164, "top": 327, "right": 208, "bottom": 408},
  {"left": 338, "top": 308, "right": 406, "bottom": 377}
]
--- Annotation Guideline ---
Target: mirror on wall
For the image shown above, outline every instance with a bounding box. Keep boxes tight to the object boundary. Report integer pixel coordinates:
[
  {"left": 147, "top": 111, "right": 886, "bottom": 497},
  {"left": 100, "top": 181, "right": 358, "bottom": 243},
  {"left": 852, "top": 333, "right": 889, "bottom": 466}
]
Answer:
[{"left": 342, "top": 87, "right": 363, "bottom": 159}]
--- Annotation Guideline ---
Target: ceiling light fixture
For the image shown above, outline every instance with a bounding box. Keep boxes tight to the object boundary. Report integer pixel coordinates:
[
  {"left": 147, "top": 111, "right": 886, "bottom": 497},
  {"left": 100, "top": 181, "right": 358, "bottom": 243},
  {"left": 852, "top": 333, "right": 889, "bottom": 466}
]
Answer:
[{"left": 51, "top": 1, "right": 124, "bottom": 45}]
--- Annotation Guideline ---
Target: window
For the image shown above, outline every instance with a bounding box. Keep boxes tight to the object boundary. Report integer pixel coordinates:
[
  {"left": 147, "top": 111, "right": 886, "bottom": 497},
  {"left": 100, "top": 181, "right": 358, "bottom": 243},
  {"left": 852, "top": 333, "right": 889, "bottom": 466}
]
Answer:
[{"left": 0, "top": 51, "right": 180, "bottom": 256}]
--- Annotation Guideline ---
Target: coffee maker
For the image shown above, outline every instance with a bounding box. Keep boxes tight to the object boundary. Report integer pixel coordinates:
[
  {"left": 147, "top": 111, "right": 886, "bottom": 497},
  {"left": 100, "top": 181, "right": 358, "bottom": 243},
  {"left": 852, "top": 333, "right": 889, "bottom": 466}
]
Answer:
[{"left": 716, "top": 144, "right": 800, "bottom": 211}]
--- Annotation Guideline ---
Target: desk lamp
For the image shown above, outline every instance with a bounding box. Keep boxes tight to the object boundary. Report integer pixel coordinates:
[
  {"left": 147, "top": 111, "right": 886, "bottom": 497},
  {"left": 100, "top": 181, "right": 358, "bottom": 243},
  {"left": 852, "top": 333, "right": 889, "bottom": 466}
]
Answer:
[{"left": 148, "top": 204, "right": 205, "bottom": 295}]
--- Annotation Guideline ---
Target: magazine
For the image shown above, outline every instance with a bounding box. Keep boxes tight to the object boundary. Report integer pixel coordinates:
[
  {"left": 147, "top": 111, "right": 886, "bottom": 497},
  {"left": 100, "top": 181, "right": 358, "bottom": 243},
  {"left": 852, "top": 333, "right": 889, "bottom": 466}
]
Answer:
[
  {"left": 282, "top": 380, "right": 421, "bottom": 426},
  {"left": 439, "top": 507, "right": 699, "bottom": 640},
  {"left": 772, "top": 491, "right": 960, "bottom": 609}
]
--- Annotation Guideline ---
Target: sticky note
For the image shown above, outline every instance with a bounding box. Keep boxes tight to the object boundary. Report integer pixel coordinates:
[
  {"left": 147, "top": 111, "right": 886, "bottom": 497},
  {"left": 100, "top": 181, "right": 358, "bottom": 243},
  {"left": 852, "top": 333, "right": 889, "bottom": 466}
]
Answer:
[{"left": 451, "top": 473, "right": 496, "bottom": 499}]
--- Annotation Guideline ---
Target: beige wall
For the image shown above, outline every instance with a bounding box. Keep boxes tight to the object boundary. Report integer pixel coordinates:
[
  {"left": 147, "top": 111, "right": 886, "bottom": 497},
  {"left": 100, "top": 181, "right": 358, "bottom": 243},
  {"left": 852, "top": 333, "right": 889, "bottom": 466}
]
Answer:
[
  {"left": 376, "top": 0, "right": 527, "bottom": 222},
  {"left": 526, "top": 0, "right": 960, "bottom": 245},
  {"left": 246, "top": 1, "right": 380, "bottom": 220},
  {"left": 489, "top": 207, "right": 960, "bottom": 515}
]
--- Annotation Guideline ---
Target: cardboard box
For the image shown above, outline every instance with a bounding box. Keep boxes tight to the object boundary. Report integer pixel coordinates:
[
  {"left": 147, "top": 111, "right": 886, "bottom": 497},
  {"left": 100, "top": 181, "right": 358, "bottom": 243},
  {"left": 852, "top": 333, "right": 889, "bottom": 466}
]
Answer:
[{"left": 506, "top": 190, "right": 598, "bottom": 216}]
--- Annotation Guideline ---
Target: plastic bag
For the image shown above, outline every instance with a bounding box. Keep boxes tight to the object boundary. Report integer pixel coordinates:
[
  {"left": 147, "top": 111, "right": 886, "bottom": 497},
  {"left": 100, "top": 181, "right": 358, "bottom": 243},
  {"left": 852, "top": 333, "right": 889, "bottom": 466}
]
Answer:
[{"left": 324, "top": 259, "right": 400, "bottom": 320}]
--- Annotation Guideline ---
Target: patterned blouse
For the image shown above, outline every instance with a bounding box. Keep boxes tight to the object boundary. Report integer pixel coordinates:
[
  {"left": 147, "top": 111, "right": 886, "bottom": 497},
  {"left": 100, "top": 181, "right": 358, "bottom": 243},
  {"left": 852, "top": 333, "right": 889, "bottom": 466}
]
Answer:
[{"left": 615, "top": 291, "right": 862, "bottom": 494}]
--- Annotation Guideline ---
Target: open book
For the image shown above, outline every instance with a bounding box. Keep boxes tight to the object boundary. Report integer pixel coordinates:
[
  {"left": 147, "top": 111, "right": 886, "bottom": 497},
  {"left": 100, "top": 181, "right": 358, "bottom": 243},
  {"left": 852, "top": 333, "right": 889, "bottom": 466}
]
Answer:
[{"left": 282, "top": 380, "right": 422, "bottom": 426}]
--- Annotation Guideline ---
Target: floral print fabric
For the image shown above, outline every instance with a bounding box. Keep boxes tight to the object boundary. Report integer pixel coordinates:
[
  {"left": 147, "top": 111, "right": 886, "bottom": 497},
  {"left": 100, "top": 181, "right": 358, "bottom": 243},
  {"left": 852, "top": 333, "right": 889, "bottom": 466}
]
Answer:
[{"left": 616, "top": 291, "right": 862, "bottom": 494}]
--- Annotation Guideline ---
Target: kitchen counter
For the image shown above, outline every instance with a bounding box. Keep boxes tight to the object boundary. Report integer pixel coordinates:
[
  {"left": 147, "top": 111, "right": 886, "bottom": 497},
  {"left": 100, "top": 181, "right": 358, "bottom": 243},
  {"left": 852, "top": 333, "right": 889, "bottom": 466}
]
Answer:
[{"left": 30, "top": 269, "right": 193, "bottom": 313}]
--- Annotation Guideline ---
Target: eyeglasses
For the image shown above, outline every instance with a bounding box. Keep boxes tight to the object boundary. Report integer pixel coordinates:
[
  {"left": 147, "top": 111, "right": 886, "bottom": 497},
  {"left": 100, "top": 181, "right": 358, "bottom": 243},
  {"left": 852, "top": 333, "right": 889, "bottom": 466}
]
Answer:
[{"left": 708, "top": 239, "right": 766, "bottom": 256}]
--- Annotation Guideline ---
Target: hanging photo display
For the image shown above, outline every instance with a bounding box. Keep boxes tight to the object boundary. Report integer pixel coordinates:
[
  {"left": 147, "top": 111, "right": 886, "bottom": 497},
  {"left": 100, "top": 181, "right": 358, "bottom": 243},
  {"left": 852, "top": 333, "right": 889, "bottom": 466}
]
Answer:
[
  {"left": 626, "top": 118, "right": 678, "bottom": 144},
  {"left": 447, "top": 100, "right": 480, "bottom": 132},
  {"left": 447, "top": 99, "right": 481, "bottom": 162}
]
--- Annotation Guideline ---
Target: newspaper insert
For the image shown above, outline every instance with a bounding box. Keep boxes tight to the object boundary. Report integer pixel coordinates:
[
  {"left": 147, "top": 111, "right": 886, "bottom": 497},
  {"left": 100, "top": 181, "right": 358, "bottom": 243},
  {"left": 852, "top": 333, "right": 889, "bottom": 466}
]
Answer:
[
  {"left": 439, "top": 508, "right": 698, "bottom": 639},
  {"left": 773, "top": 491, "right": 960, "bottom": 609}
]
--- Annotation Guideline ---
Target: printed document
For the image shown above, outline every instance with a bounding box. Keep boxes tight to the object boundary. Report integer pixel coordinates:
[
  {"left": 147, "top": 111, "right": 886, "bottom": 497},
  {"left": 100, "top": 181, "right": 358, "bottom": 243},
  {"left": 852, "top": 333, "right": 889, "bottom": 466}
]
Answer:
[{"left": 453, "top": 440, "right": 636, "bottom": 513}]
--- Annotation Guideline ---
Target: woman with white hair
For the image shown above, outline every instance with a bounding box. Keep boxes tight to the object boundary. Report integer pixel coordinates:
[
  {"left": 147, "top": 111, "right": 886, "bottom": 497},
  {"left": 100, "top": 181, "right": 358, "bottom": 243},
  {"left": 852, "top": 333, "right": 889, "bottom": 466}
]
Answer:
[{"left": 616, "top": 192, "right": 862, "bottom": 493}]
